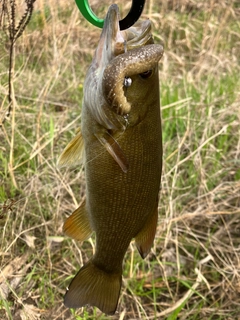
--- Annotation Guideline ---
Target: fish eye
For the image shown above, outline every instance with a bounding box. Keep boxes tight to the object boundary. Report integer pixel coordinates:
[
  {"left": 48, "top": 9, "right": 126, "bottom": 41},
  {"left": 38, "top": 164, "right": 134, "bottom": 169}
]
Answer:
[{"left": 139, "top": 70, "right": 153, "bottom": 79}]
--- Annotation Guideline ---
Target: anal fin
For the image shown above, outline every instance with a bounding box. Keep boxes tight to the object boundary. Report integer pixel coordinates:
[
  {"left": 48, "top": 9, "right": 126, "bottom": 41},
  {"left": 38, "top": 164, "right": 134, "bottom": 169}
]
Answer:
[
  {"left": 135, "top": 203, "right": 158, "bottom": 259},
  {"left": 63, "top": 199, "right": 92, "bottom": 242},
  {"left": 94, "top": 131, "right": 129, "bottom": 173}
]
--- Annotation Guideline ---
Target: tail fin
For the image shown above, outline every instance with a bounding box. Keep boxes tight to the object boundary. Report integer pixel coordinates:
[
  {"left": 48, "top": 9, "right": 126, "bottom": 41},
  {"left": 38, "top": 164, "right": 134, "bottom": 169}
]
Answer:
[{"left": 64, "top": 260, "right": 122, "bottom": 315}]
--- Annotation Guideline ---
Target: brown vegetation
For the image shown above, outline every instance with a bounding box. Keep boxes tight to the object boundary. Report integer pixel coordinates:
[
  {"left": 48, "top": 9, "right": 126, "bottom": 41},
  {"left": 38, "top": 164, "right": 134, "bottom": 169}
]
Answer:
[{"left": 0, "top": 0, "right": 239, "bottom": 319}]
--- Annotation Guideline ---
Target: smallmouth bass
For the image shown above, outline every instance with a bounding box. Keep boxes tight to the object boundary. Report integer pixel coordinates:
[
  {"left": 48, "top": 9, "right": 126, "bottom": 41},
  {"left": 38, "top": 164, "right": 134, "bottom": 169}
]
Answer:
[{"left": 58, "top": 4, "right": 163, "bottom": 315}]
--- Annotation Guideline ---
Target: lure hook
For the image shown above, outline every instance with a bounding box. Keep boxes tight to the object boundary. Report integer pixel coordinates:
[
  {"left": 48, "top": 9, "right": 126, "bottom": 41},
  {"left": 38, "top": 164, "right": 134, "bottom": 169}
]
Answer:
[{"left": 75, "top": 0, "right": 146, "bottom": 30}]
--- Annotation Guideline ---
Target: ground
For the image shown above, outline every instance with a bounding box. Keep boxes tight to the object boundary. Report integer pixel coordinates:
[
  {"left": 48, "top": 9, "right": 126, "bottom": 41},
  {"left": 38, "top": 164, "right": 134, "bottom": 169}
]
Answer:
[{"left": 0, "top": 0, "right": 240, "bottom": 319}]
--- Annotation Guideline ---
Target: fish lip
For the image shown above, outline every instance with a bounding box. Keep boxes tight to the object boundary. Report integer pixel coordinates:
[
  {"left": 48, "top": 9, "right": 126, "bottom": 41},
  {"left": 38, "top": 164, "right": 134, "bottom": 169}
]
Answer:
[
  {"left": 103, "top": 4, "right": 120, "bottom": 45},
  {"left": 96, "top": 4, "right": 125, "bottom": 63}
]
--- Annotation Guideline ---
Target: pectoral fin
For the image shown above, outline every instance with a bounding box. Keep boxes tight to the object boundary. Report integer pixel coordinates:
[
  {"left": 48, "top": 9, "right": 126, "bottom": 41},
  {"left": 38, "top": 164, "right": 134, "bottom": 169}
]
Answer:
[
  {"left": 94, "top": 131, "right": 129, "bottom": 173},
  {"left": 57, "top": 129, "right": 84, "bottom": 167},
  {"left": 135, "top": 203, "right": 158, "bottom": 259},
  {"left": 63, "top": 199, "right": 92, "bottom": 242}
]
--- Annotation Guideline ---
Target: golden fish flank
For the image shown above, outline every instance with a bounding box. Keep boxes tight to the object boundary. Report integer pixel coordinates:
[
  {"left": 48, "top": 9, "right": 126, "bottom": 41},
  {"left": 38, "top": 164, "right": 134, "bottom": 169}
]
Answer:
[{"left": 58, "top": 4, "right": 163, "bottom": 315}]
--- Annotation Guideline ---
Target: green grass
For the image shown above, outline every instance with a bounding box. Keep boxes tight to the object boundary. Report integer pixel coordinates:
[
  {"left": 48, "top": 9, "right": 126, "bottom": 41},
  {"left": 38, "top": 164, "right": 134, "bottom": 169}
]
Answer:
[{"left": 0, "top": 0, "right": 240, "bottom": 319}]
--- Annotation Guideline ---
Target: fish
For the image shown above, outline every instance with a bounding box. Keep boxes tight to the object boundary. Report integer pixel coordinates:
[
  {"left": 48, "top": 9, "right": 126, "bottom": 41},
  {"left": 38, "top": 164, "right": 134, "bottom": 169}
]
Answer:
[{"left": 58, "top": 4, "right": 164, "bottom": 315}]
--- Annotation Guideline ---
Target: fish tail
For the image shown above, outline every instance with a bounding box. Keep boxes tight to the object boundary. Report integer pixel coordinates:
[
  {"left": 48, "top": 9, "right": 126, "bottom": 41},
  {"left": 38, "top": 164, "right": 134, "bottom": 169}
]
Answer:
[{"left": 64, "top": 260, "right": 122, "bottom": 315}]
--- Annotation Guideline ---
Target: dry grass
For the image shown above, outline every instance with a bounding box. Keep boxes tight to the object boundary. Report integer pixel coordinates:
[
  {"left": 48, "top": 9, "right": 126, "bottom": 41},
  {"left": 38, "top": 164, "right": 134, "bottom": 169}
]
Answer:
[{"left": 0, "top": 0, "right": 240, "bottom": 319}]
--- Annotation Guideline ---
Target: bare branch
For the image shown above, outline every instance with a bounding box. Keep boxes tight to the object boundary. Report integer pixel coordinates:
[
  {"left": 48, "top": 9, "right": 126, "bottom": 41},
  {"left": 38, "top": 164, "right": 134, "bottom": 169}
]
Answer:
[{"left": 0, "top": 0, "right": 36, "bottom": 124}]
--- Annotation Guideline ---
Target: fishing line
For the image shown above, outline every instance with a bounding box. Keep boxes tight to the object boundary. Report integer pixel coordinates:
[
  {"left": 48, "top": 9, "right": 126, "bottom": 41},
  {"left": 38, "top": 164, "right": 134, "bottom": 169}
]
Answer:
[{"left": 84, "top": 128, "right": 127, "bottom": 166}]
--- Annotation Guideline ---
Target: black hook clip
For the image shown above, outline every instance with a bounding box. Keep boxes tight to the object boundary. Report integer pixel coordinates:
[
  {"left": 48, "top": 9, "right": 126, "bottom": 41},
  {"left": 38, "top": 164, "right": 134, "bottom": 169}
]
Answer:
[{"left": 120, "top": 0, "right": 145, "bottom": 30}]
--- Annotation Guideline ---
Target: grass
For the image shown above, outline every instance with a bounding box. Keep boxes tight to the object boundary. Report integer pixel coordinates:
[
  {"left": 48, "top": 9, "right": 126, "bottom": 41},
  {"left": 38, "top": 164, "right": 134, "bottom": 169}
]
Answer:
[{"left": 0, "top": 0, "right": 240, "bottom": 319}]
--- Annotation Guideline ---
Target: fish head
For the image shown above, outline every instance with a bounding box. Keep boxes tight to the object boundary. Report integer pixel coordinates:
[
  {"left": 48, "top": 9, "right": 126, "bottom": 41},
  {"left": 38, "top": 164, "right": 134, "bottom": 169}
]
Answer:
[
  {"left": 83, "top": 4, "right": 126, "bottom": 131},
  {"left": 83, "top": 4, "right": 163, "bottom": 130}
]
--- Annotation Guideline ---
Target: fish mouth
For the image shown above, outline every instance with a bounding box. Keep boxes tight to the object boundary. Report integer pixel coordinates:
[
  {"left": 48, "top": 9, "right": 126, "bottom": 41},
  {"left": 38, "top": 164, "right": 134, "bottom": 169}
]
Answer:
[{"left": 96, "top": 4, "right": 153, "bottom": 63}]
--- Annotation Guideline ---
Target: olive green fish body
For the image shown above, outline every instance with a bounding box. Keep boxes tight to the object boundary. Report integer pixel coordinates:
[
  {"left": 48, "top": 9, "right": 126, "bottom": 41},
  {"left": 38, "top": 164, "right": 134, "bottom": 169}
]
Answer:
[
  {"left": 59, "top": 4, "right": 163, "bottom": 315},
  {"left": 83, "top": 68, "right": 162, "bottom": 269}
]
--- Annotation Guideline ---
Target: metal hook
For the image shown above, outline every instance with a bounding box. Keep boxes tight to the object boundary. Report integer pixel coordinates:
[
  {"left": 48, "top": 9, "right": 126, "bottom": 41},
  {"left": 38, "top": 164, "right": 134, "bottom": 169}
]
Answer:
[{"left": 75, "top": 0, "right": 146, "bottom": 30}]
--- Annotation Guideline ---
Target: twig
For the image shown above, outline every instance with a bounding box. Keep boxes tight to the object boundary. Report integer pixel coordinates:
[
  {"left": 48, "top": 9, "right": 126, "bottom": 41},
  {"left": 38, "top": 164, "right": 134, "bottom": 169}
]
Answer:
[{"left": 0, "top": 0, "right": 36, "bottom": 123}]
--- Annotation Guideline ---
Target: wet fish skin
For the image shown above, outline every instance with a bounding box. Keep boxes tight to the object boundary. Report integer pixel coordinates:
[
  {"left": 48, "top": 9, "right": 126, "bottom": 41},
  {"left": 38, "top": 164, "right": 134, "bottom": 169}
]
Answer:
[{"left": 59, "top": 4, "right": 163, "bottom": 315}]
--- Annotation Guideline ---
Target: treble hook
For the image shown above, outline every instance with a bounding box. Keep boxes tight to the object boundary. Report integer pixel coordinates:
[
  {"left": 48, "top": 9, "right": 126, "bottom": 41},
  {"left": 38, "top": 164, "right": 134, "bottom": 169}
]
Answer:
[{"left": 75, "top": 0, "right": 146, "bottom": 30}]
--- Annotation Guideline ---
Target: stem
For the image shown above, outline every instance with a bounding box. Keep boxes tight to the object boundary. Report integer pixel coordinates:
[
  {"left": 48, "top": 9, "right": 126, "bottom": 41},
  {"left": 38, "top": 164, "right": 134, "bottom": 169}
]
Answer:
[
  {"left": 7, "top": 41, "right": 14, "bottom": 117},
  {"left": 8, "top": 41, "right": 17, "bottom": 188}
]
